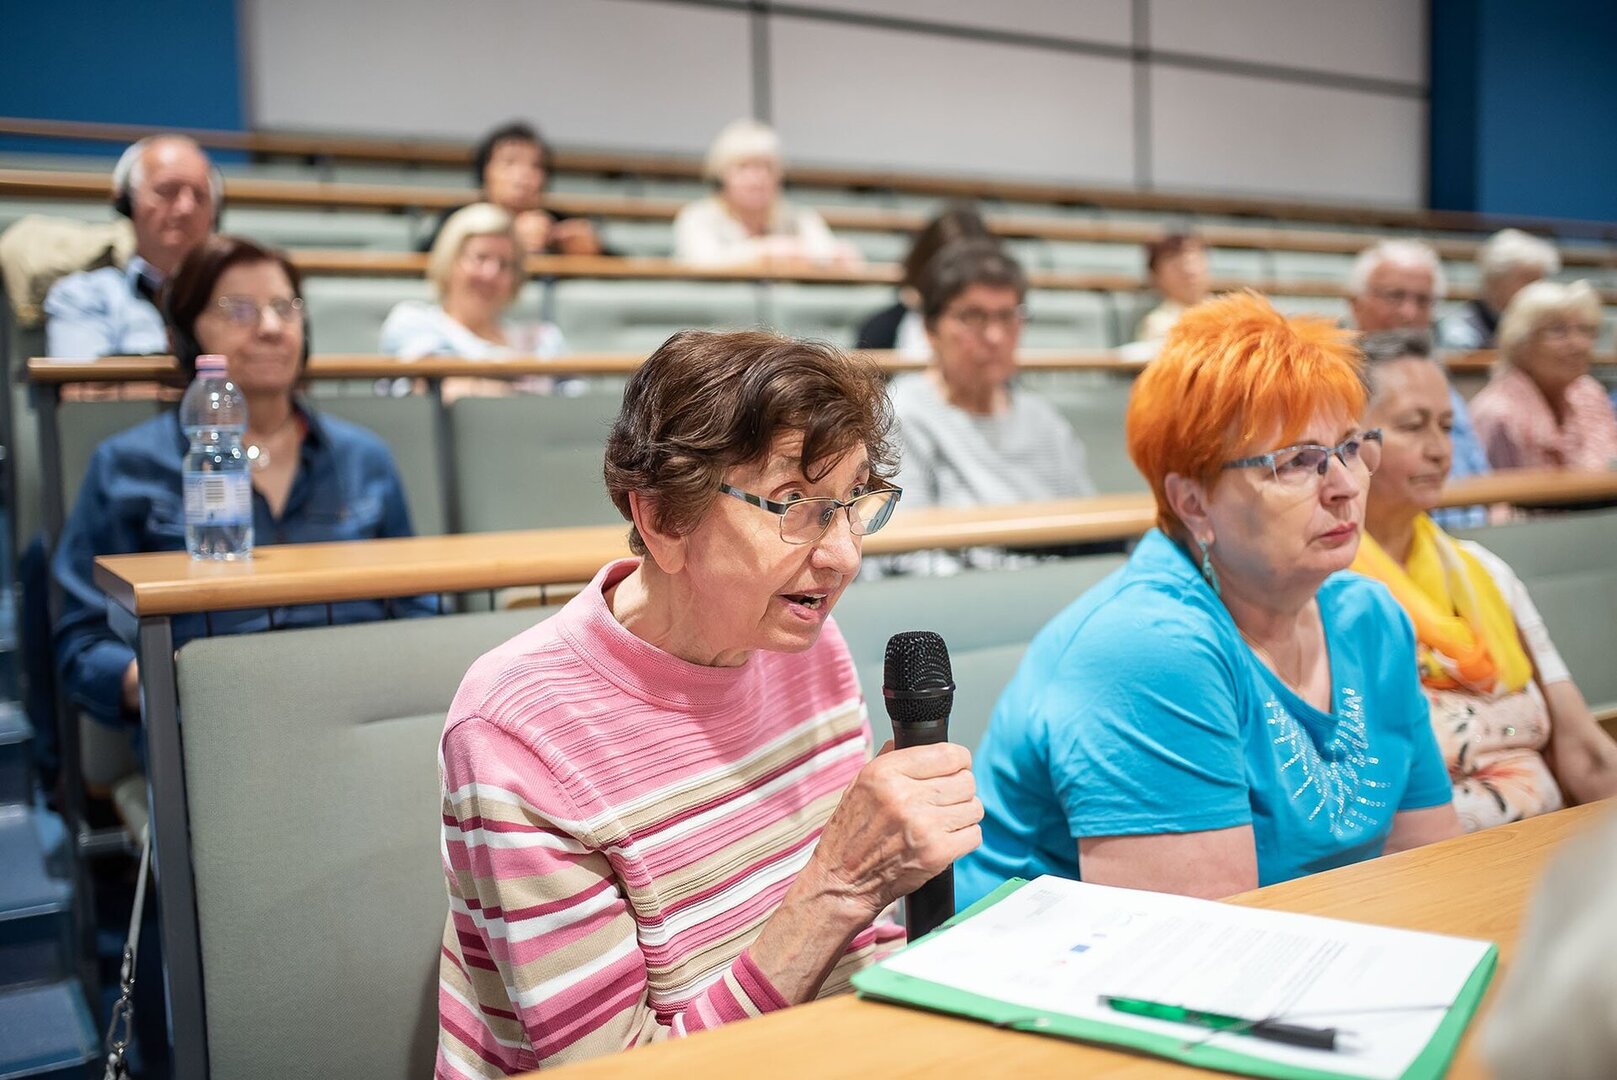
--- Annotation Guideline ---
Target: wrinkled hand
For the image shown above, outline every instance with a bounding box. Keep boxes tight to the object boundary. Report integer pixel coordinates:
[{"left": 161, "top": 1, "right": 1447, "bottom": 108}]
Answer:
[
  {"left": 809, "top": 740, "right": 982, "bottom": 921},
  {"left": 512, "top": 209, "right": 555, "bottom": 253}
]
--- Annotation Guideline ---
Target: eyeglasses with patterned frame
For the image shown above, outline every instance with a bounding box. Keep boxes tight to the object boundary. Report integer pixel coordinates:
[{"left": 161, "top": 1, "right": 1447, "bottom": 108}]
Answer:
[
  {"left": 1221, "top": 429, "right": 1383, "bottom": 488},
  {"left": 717, "top": 482, "right": 903, "bottom": 544}
]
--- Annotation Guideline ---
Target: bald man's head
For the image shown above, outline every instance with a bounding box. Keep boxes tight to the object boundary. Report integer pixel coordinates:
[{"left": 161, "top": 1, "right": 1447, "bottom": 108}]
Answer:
[{"left": 123, "top": 136, "right": 218, "bottom": 275}]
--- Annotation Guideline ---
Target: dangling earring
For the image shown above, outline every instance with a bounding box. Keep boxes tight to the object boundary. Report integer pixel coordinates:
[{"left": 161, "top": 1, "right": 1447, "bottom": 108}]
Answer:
[{"left": 1197, "top": 536, "right": 1220, "bottom": 597}]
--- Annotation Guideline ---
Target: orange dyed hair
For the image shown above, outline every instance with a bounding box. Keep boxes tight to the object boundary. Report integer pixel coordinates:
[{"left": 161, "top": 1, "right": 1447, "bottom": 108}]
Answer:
[{"left": 1126, "top": 291, "right": 1366, "bottom": 539}]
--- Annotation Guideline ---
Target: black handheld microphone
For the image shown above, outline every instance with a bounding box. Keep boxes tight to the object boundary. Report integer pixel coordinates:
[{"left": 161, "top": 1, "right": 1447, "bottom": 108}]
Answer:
[{"left": 882, "top": 630, "right": 956, "bottom": 941}]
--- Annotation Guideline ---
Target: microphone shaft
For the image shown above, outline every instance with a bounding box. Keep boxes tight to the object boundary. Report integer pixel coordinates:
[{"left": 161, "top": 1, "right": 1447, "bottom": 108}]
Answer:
[{"left": 893, "top": 716, "right": 954, "bottom": 940}]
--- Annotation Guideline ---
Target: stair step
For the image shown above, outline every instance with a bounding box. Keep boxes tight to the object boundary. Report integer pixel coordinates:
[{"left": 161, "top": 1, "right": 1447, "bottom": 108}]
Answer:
[
  {"left": 0, "top": 807, "right": 72, "bottom": 988},
  {"left": 0, "top": 980, "right": 100, "bottom": 1080},
  {"left": 0, "top": 703, "right": 32, "bottom": 806}
]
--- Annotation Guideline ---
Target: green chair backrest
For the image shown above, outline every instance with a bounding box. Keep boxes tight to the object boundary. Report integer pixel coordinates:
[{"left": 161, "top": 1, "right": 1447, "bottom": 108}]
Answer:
[
  {"left": 1453, "top": 509, "right": 1617, "bottom": 712},
  {"left": 450, "top": 392, "right": 624, "bottom": 532},
  {"left": 834, "top": 554, "right": 1125, "bottom": 753},
  {"left": 175, "top": 606, "right": 548, "bottom": 1080},
  {"left": 314, "top": 395, "right": 446, "bottom": 536}
]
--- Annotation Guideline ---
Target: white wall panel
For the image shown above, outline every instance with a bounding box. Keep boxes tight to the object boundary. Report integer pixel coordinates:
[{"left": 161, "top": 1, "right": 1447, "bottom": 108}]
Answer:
[
  {"left": 244, "top": 0, "right": 751, "bottom": 153},
  {"left": 780, "top": 0, "right": 1132, "bottom": 44},
  {"left": 769, "top": 17, "right": 1135, "bottom": 183},
  {"left": 1149, "top": 0, "right": 1427, "bottom": 86},
  {"left": 1150, "top": 65, "right": 1425, "bottom": 205}
]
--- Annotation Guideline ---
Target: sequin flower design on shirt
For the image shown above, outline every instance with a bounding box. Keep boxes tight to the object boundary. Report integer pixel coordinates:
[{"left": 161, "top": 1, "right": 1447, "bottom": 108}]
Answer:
[{"left": 1266, "top": 688, "right": 1391, "bottom": 837}]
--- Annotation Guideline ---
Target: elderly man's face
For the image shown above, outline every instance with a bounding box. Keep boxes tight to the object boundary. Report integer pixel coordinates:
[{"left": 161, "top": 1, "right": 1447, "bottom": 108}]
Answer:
[
  {"left": 1350, "top": 261, "right": 1437, "bottom": 332},
  {"left": 131, "top": 140, "right": 215, "bottom": 274}
]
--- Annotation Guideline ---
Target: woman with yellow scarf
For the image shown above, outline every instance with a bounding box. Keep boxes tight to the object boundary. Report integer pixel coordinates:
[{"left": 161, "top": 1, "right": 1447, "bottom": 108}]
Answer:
[{"left": 1355, "top": 330, "right": 1617, "bottom": 830}]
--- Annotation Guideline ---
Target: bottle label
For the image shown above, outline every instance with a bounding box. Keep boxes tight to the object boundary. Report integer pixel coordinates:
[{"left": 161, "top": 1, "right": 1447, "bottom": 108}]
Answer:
[{"left": 184, "top": 472, "right": 252, "bottom": 525}]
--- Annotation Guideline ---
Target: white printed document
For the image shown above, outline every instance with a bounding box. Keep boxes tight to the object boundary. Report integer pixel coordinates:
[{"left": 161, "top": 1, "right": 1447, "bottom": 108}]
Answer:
[{"left": 852, "top": 876, "right": 1497, "bottom": 1080}]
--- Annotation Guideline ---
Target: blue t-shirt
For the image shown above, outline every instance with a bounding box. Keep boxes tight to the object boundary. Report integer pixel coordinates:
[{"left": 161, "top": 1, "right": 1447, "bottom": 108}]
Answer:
[{"left": 956, "top": 529, "right": 1451, "bottom": 910}]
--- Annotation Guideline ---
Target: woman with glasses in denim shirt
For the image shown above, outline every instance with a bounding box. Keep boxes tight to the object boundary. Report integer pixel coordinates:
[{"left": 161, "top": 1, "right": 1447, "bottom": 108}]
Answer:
[
  {"left": 436, "top": 331, "right": 981, "bottom": 1073},
  {"left": 956, "top": 292, "right": 1460, "bottom": 910},
  {"left": 52, "top": 234, "right": 432, "bottom": 732}
]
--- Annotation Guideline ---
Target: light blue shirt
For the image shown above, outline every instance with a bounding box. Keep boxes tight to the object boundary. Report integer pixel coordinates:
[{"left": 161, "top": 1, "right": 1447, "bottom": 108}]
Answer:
[
  {"left": 43, "top": 256, "right": 168, "bottom": 358},
  {"left": 956, "top": 529, "right": 1452, "bottom": 910},
  {"left": 1433, "top": 384, "right": 1490, "bottom": 530}
]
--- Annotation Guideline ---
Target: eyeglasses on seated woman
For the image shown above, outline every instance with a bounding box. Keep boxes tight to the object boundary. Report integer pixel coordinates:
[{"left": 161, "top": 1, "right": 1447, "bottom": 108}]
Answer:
[
  {"left": 1352, "top": 329, "right": 1617, "bottom": 832},
  {"left": 436, "top": 330, "right": 978, "bottom": 1073},
  {"left": 956, "top": 291, "right": 1461, "bottom": 911}
]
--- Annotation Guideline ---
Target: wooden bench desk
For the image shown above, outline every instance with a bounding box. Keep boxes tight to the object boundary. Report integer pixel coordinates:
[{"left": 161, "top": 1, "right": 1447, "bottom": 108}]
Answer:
[
  {"left": 88, "top": 470, "right": 1617, "bottom": 620},
  {"left": 538, "top": 802, "right": 1610, "bottom": 1080},
  {"left": 8, "top": 167, "right": 1617, "bottom": 270}
]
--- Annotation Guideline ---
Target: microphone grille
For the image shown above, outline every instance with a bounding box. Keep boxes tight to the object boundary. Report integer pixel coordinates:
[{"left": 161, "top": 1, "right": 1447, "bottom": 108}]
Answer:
[{"left": 883, "top": 631, "right": 955, "bottom": 726}]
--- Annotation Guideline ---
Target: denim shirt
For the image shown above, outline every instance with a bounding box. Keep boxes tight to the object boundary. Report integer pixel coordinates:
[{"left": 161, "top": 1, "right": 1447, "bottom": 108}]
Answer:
[
  {"left": 43, "top": 256, "right": 169, "bottom": 358},
  {"left": 53, "top": 401, "right": 437, "bottom": 726}
]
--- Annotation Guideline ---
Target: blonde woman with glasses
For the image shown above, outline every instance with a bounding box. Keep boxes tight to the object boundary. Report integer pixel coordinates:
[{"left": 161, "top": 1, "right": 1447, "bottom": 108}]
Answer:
[{"left": 380, "top": 203, "right": 566, "bottom": 400}]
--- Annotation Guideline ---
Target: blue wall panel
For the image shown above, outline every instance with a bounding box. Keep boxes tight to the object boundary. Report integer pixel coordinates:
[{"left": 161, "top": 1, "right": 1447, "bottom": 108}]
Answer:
[{"left": 0, "top": 0, "right": 244, "bottom": 156}]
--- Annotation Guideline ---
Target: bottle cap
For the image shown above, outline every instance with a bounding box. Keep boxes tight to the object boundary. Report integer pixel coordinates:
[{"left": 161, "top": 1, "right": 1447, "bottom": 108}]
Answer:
[{"left": 196, "top": 354, "right": 228, "bottom": 373}]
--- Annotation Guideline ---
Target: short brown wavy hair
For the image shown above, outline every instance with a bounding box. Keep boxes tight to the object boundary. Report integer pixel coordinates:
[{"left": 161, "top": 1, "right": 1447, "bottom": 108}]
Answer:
[{"left": 605, "top": 330, "right": 896, "bottom": 556}]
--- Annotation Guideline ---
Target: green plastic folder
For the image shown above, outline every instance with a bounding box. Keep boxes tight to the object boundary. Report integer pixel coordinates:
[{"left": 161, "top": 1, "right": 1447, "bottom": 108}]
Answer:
[{"left": 851, "top": 879, "right": 1498, "bottom": 1080}]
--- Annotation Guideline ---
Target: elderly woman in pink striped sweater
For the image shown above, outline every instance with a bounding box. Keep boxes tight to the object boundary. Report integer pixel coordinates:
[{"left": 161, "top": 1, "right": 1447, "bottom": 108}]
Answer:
[{"left": 436, "top": 329, "right": 983, "bottom": 1076}]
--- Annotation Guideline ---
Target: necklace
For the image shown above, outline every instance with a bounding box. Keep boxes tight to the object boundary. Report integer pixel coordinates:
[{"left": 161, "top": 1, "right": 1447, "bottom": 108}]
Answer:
[
  {"left": 245, "top": 411, "right": 299, "bottom": 472},
  {"left": 1238, "top": 626, "right": 1306, "bottom": 690}
]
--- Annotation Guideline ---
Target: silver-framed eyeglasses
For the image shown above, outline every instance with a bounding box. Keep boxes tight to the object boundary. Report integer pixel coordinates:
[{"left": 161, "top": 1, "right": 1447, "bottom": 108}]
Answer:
[
  {"left": 1222, "top": 429, "right": 1383, "bottom": 488},
  {"left": 214, "top": 296, "right": 305, "bottom": 328},
  {"left": 718, "top": 482, "right": 903, "bottom": 544}
]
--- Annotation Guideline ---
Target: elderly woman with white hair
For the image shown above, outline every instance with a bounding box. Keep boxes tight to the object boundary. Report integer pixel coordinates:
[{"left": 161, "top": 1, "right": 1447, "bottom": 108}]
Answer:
[
  {"left": 1468, "top": 280, "right": 1617, "bottom": 470},
  {"left": 673, "top": 119, "right": 861, "bottom": 268},
  {"left": 380, "top": 202, "right": 565, "bottom": 400},
  {"left": 1437, "top": 229, "right": 1562, "bottom": 351}
]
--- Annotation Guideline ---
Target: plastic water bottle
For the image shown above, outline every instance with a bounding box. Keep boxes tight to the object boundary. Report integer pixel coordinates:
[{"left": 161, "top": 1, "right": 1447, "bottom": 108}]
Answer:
[{"left": 180, "top": 354, "right": 253, "bottom": 560}]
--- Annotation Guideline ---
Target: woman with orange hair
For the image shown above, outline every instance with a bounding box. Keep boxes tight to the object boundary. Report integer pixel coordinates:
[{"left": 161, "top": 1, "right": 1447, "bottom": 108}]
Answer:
[{"left": 956, "top": 292, "right": 1460, "bottom": 908}]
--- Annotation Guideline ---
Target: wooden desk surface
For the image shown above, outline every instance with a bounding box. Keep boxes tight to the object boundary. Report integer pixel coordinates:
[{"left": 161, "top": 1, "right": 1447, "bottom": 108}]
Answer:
[
  {"left": 281, "top": 249, "right": 1551, "bottom": 304},
  {"left": 10, "top": 167, "right": 1617, "bottom": 270},
  {"left": 91, "top": 471, "right": 1617, "bottom": 617},
  {"left": 24, "top": 350, "right": 1151, "bottom": 384},
  {"left": 24, "top": 349, "right": 1557, "bottom": 385},
  {"left": 537, "top": 802, "right": 1608, "bottom": 1080}
]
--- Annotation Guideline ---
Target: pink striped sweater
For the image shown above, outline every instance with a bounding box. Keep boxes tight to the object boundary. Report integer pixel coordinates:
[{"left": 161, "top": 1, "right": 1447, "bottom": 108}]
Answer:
[{"left": 437, "top": 559, "right": 902, "bottom": 1076}]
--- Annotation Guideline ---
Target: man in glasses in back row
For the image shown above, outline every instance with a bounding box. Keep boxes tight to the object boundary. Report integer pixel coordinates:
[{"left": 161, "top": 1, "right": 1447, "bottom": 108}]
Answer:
[{"left": 1346, "top": 239, "right": 1491, "bottom": 529}]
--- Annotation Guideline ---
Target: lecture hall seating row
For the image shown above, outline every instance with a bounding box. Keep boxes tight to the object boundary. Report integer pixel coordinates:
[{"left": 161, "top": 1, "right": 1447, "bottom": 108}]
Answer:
[
  {"left": 89, "top": 488, "right": 1617, "bottom": 1080},
  {"left": 6, "top": 167, "right": 1617, "bottom": 271},
  {"left": 7, "top": 115, "right": 1617, "bottom": 242}
]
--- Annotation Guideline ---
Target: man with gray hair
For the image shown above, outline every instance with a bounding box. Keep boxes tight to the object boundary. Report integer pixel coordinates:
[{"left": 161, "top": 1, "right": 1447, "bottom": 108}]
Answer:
[
  {"left": 43, "top": 134, "right": 220, "bottom": 357},
  {"left": 1436, "top": 229, "right": 1562, "bottom": 351},
  {"left": 1347, "top": 238, "right": 1489, "bottom": 527}
]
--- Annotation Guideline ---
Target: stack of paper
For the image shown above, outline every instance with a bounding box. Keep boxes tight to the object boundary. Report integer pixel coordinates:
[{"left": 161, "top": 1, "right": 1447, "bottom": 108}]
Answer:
[{"left": 852, "top": 876, "right": 1496, "bottom": 1080}]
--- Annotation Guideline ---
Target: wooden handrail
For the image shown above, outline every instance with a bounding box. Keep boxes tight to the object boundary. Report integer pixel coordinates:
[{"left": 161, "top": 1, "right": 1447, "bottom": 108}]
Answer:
[
  {"left": 29, "top": 349, "right": 1590, "bottom": 386},
  {"left": 8, "top": 168, "right": 1617, "bottom": 270},
  {"left": 6, "top": 116, "right": 1617, "bottom": 241},
  {"left": 205, "top": 249, "right": 1613, "bottom": 303},
  {"left": 92, "top": 470, "right": 1617, "bottom": 617}
]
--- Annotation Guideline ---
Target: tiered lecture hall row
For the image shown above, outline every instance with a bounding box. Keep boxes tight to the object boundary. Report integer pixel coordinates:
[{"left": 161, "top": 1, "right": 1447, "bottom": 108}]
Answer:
[
  {"left": 3, "top": 118, "right": 1617, "bottom": 1080},
  {"left": 6, "top": 116, "right": 1617, "bottom": 356}
]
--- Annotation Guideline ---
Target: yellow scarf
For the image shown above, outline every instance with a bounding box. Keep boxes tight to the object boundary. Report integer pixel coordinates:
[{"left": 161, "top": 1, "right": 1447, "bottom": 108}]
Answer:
[{"left": 1352, "top": 514, "right": 1533, "bottom": 695}]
